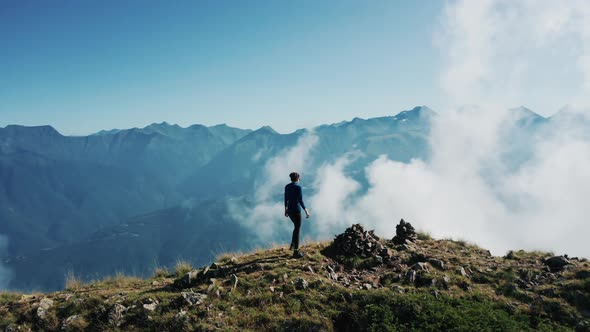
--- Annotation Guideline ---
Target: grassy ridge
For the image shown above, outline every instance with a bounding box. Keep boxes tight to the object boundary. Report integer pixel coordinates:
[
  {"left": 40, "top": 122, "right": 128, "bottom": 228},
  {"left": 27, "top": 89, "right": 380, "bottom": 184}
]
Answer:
[{"left": 1, "top": 234, "right": 589, "bottom": 331}]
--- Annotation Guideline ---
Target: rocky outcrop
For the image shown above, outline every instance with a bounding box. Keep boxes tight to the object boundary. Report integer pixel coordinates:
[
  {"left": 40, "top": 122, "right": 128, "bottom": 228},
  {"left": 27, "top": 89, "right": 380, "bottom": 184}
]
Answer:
[
  {"left": 392, "top": 219, "right": 417, "bottom": 245},
  {"left": 333, "top": 224, "right": 385, "bottom": 258},
  {"left": 544, "top": 256, "right": 570, "bottom": 272}
]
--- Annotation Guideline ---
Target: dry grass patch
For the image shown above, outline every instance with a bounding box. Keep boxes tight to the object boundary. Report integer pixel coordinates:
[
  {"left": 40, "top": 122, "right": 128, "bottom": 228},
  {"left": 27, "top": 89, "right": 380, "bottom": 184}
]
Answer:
[{"left": 174, "top": 260, "right": 193, "bottom": 277}]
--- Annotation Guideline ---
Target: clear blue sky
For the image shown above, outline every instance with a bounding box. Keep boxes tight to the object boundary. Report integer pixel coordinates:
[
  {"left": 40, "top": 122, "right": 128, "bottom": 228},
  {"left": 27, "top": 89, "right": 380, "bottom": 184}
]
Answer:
[{"left": 0, "top": 1, "right": 445, "bottom": 135}]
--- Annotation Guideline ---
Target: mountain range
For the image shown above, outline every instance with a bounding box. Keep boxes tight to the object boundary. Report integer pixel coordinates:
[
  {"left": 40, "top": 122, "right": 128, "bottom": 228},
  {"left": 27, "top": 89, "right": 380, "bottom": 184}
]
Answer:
[{"left": 0, "top": 106, "right": 568, "bottom": 291}]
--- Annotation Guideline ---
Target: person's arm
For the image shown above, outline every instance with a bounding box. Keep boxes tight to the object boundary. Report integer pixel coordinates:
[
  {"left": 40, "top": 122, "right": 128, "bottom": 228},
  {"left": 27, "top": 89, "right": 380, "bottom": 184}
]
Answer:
[
  {"left": 284, "top": 187, "right": 289, "bottom": 217},
  {"left": 298, "top": 186, "right": 310, "bottom": 218}
]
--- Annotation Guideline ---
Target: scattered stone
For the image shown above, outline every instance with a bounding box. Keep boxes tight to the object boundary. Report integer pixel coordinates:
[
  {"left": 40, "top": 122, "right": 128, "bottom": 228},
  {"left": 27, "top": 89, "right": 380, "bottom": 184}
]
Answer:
[
  {"left": 36, "top": 298, "right": 54, "bottom": 323},
  {"left": 411, "top": 262, "right": 429, "bottom": 272},
  {"left": 428, "top": 258, "right": 445, "bottom": 270},
  {"left": 295, "top": 278, "right": 309, "bottom": 290},
  {"left": 575, "top": 270, "right": 590, "bottom": 279},
  {"left": 544, "top": 256, "right": 570, "bottom": 271},
  {"left": 442, "top": 275, "right": 451, "bottom": 289},
  {"left": 333, "top": 224, "right": 383, "bottom": 258},
  {"left": 174, "top": 270, "right": 200, "bottom": 289},
  {"left": 142, "top": 299, "right": 158, "bottom": 312},
  {"left": 505, "top": 251, "right": 516, "bottom": 260},
  {"left": 180, "top": 292, "right": 207, "bottom": 306},
  {"left": 415, "top": 273, "right": 437, "bottom": 288},
  {"left": 405, "top": 270, "right": 417, "bottom": 283},
  {"left": 363, "top": 283, "right": 372, "bottom": 290},
  {"left": 231, "top": 274, "right": 239, "bottom": 291},
  {"left": 392, "top": 219, "right": 417, "bottom": 245},
  {"left": 456, "top": 266, "right": 469, "bottom": 278},
  {"left": 60, "top": 314, "right": 86, "bottom": 331},
  {"left": 176, "top": 310, "right": 187, "bottom": 320},
  {"left": 392, "top": 285, "right": 405, "bottom": 293},
  {"left": 108, "top": 304, "right": 127, "bottom": 327},
  {"left": 458, "top": 281, "right": 472, "bottom": 292}
]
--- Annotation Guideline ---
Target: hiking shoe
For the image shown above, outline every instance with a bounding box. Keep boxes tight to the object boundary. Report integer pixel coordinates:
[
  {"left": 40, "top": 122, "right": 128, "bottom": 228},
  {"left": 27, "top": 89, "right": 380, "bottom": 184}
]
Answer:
[{"left": 293, "top": 250, "right": 304, "bottom": 258}]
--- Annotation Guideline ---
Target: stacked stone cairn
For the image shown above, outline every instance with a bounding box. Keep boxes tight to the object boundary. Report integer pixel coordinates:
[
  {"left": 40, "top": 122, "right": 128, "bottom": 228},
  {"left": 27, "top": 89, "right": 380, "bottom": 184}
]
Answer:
[
  {"left": 392, "top": 219, "right": 418, "bottom": 245},
  {"left": 333, "top": 224, "right": 391, "bottom": 259}
]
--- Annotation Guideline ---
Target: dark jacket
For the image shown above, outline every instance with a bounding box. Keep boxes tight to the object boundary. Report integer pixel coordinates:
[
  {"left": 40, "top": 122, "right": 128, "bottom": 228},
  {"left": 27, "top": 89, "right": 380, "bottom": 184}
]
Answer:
[{"left": 284, "top": 182, "right": 306, "bottom": 214}]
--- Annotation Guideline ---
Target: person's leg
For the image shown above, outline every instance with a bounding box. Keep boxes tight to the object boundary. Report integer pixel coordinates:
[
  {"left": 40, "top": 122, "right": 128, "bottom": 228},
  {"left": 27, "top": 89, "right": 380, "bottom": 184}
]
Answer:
[{"left": 289, "top": 212, "right": 302, "bottom": 251}]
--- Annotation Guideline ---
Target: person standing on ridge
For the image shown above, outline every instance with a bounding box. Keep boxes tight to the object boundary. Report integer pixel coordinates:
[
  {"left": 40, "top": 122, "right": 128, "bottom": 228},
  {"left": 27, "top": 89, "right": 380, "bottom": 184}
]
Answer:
[{"left": 284, "top": 172, "right": 310, "bottom": 258}]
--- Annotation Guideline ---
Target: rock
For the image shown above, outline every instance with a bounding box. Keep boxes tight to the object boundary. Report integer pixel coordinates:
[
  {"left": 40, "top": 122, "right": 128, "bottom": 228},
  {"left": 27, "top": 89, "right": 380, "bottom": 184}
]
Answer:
[
  {"left": 411, "top": 262, "right": 429, "bottom": 272},
  {"left": 428, "top": 258, "right": 445, "bottom": 270},
  {"left": 576, "top": 320, "right": 589, "bottom": 332},
  {"left": 576, "top": 270, "right": 590, "bottom": 279},
  {"left": 458, "top": 280, "right": 472, "bottom": 292},
  {"left": 108, "top": 304, "right": 127, "bottom": 327},
  {"left": 415, "top": 273, "right": 437, "bottom": 288},
  {"left": 544, "top": 256, "right": 570, "bottom": 271},
  {"left": 392, "top": 219, "right": 417, "bottom": 245},
  {"left": 231, "top": 274, "right": 239, "bottom": 291},
  {"left": 180, "top": 292, "right": 207, "bottom": 306},
  {"left": 505, "top": 251, "right": 516, "bottom": 260},
  {"left": 295, "top": 278, "right": 309, "bottom": 290},
  {"left": 405, "top": 270, "right": 417, "bottom": 283},
  {"left": 36, "top": 298, "right": 54, "bottom": 321},
  {"left": 456, "top": 266, "right": 469, "bottom": 278},
  {"left": 142, "top": 299, "right": 158, "bottom": 312},
  {"left": 333, "top": 224, "right": 384, "bottom": 258},
  {"left": 442, "top": 275, "right": 451, "bottom": 289},
  {"left": 174, "top": 270, "right": 200, "bottom": 289},
  {"left": 363, "top": 283, "right": 372, "bottom": 290},
  {"left": 60, "top": 315, "right": 86, "bottom": 331},
  {"left": 392, "top": 285, "right": 405, "bottom": 293}
]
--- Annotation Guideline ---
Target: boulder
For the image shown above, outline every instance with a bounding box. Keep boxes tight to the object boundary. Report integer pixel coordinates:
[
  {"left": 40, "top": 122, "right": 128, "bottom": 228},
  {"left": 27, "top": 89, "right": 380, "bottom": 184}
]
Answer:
[
  {"left": 405, "top": 270, "right": 417, "bottom": 283},
  {"left": 428, "top": 258, "right": 445, "bottom": 270},
  {"left": 180, "top": 291, "right": 207, "bottom": 306},
  {"left": 108, "top": 304, "right": 127, "bottom": 327},
  {"left": 411, "top": 262, "right": 429, "bottom": 272},
  {"left": 295, "top": 278, "right": 309, "bottom": 290},
  {"left": 36, "top": 298, "right": 54, "bottom": 321},
  {"left": 544, "top": 256, "right": 570, "bottom": 271}
]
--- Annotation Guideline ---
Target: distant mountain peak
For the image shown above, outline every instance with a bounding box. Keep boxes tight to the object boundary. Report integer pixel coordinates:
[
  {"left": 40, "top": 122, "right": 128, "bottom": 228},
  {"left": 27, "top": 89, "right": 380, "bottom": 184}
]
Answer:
[
  {"left": 1, "top": 124, "right": 62, "bottom": 137},
  {"left": 509, "top": 106, "right": 544, "bottom": 118},
  {"left": 253, "top": 126, "right": 278, "bottom": 135},
  {"left": 393, "top": 105, "right": 437, "bottom": 121}
]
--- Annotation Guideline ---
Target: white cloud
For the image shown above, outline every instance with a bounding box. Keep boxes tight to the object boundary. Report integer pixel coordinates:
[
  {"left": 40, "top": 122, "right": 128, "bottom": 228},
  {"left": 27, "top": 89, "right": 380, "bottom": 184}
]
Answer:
[
  {"left": 230, "top": 132, "right": 319, "bottom": 242},
  {"left": 308, "top": 153, "right": 362, "bottom": 236},
  {"left": 255, "top": 132, "right": 318, "bottom": 202},
  {"left": 437, "top": 0, "right": 590, "bottom": 109}
]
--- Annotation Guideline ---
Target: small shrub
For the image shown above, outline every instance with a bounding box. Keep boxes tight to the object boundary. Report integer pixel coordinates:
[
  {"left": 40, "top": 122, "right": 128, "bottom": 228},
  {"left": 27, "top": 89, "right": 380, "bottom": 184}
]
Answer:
[
  {"left": 152, "top": 268, "right": 169, "bottom": 278},
  {"left": 65, "top": 270, "right": 84, "bottom": 291},
  {"left": 416, "top": 231, "right": 432, "bottom": 241},
  {"left": 174, "top": 261, "right": 193, "bottom": 277},
  {"left": 103, "top": 272, "right": 141, "bottom": 288}
]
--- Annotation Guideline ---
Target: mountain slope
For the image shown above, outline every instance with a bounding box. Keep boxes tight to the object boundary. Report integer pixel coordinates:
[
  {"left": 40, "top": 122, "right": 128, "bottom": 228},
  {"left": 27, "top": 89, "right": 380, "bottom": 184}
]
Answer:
[{"left": 1, "top": 222, "right": 588, "bottom": 331}]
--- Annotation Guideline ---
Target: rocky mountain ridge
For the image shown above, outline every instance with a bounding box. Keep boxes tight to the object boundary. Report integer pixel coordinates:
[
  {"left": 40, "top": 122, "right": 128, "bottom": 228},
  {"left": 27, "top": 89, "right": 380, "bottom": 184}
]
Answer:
[{"left": 1, "top": 220, "right": 588, "bottom": 331}]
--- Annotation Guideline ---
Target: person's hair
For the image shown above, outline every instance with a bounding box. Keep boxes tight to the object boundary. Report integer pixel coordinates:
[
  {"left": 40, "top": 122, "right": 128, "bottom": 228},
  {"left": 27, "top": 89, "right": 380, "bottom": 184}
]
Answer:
[{"left": 289, "top": 172, "right": 300, "bottom": 182}]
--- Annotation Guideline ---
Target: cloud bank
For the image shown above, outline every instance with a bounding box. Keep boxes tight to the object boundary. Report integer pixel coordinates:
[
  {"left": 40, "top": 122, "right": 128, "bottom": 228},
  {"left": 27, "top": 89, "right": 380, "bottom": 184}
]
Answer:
[{"left": 237, "top": 0, "right": 590, "bottom": 259}]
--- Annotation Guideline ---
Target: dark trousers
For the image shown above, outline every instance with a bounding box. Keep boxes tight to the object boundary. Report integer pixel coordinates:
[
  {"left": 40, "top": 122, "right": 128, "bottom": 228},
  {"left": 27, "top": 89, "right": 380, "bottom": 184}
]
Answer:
[{"left": 288, "top": 212, "right": 302, "bottom": 250}]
